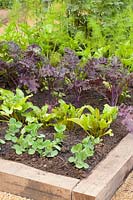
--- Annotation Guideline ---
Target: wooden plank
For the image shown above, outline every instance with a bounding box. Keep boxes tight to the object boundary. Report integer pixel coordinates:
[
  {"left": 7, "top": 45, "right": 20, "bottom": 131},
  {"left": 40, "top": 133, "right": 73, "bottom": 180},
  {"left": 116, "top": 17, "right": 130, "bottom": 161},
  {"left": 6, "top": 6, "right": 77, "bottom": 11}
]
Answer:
[
  {"left": 0, "top": 159, "right": 79, "bottom": 200},
  {"left": 72, "top": 134, "right": 133, "bottom": 200}
]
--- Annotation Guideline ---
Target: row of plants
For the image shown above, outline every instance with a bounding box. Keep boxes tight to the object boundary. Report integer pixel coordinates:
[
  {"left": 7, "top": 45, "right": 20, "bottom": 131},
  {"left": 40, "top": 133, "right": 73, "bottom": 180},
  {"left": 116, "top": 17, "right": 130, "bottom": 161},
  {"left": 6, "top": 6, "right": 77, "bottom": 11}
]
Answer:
[
  {"left": 0, "top": 88, "right": 118, "bottom": 169},
  {"left": 0, "top": 0, "right": 133, "bottom": 71},
  {"left": 0, "top": 42, "right": 132, "bottom": 107}
]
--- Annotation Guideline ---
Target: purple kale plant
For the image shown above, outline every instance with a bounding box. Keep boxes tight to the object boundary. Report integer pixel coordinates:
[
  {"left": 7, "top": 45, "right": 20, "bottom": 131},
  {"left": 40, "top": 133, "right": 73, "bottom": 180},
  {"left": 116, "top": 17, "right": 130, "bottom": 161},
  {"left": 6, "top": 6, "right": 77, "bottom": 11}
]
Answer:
[
  {"left": 39, "top": 64, "right": 60, "bottom": 101},
  {"left": 16, "top": 44, "right": 44, "bottom": 93},
  {"left": 59, "top": 48, "right": 86, "bottom": 102},
  {"left": 0, "top": 42, "right": 46, "bottom": 93},
  {"left": 119, "top": 104, "right": 133, "bottom": 133},
  {"left": 59, "top": 48, "right": 81, "bottom": 81},
  {"left": 0, "top": 60, "right": 18, "bottom": 88},
  {"left": 0, "top": 42, "right": 132, "bottom": 108},
  {"left": 84, "top": 57, "right": 131, "bottom": 106}
]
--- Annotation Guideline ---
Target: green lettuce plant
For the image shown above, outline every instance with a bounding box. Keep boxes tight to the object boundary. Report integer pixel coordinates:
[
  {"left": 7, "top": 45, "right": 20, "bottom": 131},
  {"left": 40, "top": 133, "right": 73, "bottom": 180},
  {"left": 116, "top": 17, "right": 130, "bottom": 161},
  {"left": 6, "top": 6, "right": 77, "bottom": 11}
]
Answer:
[
  {"left": 52, "top": 99, "right": 79, "bottom": 127},
  {"left": 68, "top": 104, "right": 118, "bottom": 137},
  {"left": 0, "top": 88, "right": 33, "bottom": 122},
  {"left": 26, "top": 105, "right": 56, "bottom": 125},
  {"left": 0, "top": 88, "right": 55, "bottom": 126}
]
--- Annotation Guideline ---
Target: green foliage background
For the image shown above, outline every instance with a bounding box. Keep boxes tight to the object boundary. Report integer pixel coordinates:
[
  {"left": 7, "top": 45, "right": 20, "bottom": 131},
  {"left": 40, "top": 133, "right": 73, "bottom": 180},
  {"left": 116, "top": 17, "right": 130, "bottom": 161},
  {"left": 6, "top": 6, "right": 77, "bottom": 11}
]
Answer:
[
  {"left": 0, "top": 0, "right": 12, "bottom": 8},
  {"left": 0, "top": 0, "right": 133, "bottom": 71}
]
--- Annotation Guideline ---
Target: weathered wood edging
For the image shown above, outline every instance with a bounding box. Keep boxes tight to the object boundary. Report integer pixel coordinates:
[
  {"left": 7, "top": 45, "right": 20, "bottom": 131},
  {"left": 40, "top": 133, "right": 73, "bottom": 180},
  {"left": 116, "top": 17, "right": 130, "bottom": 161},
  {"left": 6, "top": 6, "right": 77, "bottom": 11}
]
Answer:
[{"left": 0, "top": 134, "right": 133, "bottom": 200}]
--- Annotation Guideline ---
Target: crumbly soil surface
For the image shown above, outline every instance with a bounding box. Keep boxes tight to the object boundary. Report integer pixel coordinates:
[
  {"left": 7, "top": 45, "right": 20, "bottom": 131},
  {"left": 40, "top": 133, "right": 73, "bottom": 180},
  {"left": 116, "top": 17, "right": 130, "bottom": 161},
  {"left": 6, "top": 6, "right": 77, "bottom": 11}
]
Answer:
[{"left": 0, "top": 90, "right": 130, "bottom": 179}]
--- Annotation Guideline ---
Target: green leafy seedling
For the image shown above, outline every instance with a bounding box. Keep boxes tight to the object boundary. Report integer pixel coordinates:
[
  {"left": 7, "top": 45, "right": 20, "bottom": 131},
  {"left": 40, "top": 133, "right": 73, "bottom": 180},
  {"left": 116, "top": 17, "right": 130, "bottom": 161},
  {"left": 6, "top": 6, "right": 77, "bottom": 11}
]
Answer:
[
  {"left": 54, "top": 124, "right": 66, "bottom": 143},
  {"left": 42, "top": 139, "right": 61, "bottom": 157},
  {"left": 5, "top": 118, "right": 22, "bottom": 143},
  {"left": 68, "top": 136, "right": 101, "bottom": 169}
]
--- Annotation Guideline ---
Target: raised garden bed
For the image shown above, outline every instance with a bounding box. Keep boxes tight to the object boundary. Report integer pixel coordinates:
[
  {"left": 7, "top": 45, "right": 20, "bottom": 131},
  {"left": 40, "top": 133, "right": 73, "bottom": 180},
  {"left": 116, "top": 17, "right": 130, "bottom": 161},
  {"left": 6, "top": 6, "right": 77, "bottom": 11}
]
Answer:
[
  {"left": 0, "top": 133, "right": 133, "bottom": 200},
  {"left": 0, "top": 90, "right": 132, "bottom": 199},
  {"left": 0, "top": 42, "right": 132, "bottom": 200},
  {"left": 0, "top": 90, "right": 131, "bottom": 179}
]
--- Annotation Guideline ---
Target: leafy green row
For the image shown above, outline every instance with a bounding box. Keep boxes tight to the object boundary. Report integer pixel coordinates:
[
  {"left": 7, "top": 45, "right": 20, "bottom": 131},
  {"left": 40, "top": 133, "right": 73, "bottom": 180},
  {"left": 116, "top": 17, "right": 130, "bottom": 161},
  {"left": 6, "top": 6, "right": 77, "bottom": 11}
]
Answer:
[
  {"left": 5, "top": 118, "right": 65, "bottom": 157},
  {"left": 0, "top": 0, "right": 133, "bottom": 71},
  {"left": 0, "top": 88, "right": 118, "bottom": 169}
]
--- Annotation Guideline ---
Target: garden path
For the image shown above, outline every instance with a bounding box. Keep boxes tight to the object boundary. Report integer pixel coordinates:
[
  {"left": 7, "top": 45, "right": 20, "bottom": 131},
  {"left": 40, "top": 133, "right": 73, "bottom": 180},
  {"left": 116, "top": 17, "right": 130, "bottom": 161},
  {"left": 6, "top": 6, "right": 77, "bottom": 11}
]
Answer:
[
  {"left": 112, "top": 170, "right": 133, "bottom": 200},
  {"left": 0, "top": 9, "right": 9, "bottom": 34}
]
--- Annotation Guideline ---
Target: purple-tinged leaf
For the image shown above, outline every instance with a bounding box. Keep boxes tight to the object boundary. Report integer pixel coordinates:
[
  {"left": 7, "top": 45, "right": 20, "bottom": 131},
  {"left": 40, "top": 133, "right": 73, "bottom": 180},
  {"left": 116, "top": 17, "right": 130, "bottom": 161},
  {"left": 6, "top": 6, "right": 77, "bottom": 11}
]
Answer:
[{"left": 119, "top": 104, "right": 133, "bottom": 133}]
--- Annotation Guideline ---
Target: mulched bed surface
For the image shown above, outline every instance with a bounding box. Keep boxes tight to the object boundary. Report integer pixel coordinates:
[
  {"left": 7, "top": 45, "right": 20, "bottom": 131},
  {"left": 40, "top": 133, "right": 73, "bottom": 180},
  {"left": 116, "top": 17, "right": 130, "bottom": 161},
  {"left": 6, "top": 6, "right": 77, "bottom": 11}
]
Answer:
[{"left": 0, "top": 90, "right": 131, "bottom": 179}]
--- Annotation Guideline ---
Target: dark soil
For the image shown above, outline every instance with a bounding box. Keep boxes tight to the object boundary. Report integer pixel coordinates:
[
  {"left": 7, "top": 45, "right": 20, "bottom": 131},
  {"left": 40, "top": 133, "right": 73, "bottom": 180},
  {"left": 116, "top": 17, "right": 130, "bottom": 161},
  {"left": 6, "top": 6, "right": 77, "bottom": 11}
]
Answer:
[
  {"left": 0, "top": 118, "right": 128, "bottom": 179},
  {"left": 0, "top": 90, "right": 130, "bottom": 179}
]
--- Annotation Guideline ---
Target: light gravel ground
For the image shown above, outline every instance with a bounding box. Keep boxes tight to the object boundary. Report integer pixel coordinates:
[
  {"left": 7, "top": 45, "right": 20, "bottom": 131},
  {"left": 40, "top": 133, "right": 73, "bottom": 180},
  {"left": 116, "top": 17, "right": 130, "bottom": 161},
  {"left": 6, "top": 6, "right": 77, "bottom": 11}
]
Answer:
[
  {"left": 112, "top": 171, "right": 133, "bottom": 200},
  {"left": 0, "top": 192, "right": 32, "bottom": 200}
]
